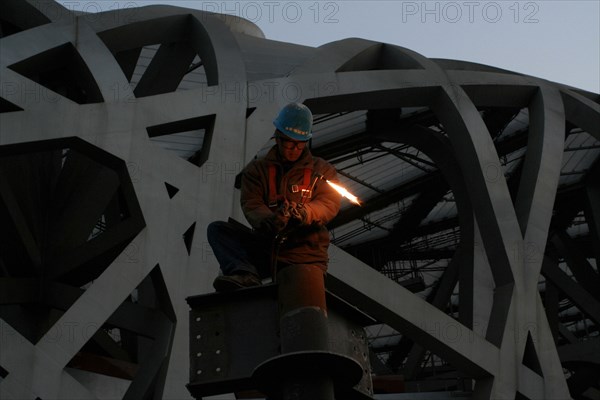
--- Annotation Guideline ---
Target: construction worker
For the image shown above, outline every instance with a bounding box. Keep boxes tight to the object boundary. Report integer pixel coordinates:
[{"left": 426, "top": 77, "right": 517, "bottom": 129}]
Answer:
[{"left": 208, "top": 102, "right": 341, "bottom": 291}]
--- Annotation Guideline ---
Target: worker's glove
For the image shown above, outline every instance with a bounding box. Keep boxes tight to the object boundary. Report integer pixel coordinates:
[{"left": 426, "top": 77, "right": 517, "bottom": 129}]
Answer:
[
  {"left": 273, "top": 211, "right": 289, "bottom": 232},
  {"left": 289, "top": 202, "right": 309, "bottom": 225},
  {"left": 261, "top": 209, "right": 289, "bottom": 233}
]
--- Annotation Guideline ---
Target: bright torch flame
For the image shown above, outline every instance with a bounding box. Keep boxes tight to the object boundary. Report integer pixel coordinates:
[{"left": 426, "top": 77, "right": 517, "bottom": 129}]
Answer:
[{"left": 326, "top": 180, "right": 361, "bottom": 206}]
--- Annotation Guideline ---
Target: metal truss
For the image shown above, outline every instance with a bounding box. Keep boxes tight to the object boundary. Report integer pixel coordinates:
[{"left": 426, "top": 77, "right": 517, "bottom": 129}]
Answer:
[{"left": 0, "top": 1, "right": 598, "bottom": 399}]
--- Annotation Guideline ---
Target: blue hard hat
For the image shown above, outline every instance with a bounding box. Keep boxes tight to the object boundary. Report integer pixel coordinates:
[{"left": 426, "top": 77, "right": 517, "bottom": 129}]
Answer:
[{"left": 273, "top": 102, "right": 313, "bottom": 141}]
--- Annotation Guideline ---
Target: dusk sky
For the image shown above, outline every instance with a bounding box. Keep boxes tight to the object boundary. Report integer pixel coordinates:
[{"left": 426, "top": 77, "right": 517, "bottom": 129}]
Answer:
[{"left": 58, "top": 0, "right": 600, "bottom": 93}]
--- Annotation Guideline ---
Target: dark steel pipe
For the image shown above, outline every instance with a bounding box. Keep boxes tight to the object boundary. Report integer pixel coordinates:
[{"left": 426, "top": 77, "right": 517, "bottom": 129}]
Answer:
[{"left": 277, "top": 264, "right": 334, "bottom": 400}]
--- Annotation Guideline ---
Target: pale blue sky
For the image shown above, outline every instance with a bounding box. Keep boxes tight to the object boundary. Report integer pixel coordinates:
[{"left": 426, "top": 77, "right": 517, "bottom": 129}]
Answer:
[{"left": 58, "top": 0, "right": 600, "bottom": 93}]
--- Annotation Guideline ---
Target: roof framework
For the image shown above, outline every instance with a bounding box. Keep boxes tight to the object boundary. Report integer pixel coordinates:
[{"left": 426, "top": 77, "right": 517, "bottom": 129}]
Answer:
[
  {"left": 0, "top": 1, "right": 599, "bottom": 399},
  {"left": 313, "top": 105, "right": 600, "bottom": 389}
]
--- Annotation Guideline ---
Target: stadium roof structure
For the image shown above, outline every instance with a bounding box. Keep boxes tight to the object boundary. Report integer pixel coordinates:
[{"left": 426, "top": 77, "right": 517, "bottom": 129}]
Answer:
[{"left": 1, "top": 1, "right": 599, "bottom": 399}]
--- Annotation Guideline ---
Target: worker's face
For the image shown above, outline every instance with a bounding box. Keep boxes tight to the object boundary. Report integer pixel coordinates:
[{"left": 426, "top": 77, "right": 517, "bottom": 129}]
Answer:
[{"left": 276, "top": 136, "right": 306, "bottom": 162}]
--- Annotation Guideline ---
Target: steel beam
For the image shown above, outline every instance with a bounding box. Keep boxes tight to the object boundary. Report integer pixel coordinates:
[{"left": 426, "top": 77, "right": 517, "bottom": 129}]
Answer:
[
  {"left": 328, "top": 246, "right": 498, "bottom": 379},
  {"left": 550, "top": 231, "right": 600, "bottom": 302},
  {"left": 541, "top": 255, "right": 600, "bottom": 325},
  {"left": 401, "top": 248, "right": 461, "bottom": 379},
  {"left": 134, "top": 41, "right": 197, "bottom": 98},
  {"left": 584, "top": 158, "right": 600, "bottom": 269}
]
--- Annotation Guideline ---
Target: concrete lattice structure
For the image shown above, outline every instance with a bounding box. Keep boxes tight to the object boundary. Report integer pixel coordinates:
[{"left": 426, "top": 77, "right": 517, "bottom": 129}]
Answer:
[{"left": 1, "top": 1, "right": 599, "bottom": 399}]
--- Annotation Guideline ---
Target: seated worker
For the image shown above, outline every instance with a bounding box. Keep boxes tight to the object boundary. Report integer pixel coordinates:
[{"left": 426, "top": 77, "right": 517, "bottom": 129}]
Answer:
[{"left": 207, "top": 102, "right": 341, "bottom": 292}]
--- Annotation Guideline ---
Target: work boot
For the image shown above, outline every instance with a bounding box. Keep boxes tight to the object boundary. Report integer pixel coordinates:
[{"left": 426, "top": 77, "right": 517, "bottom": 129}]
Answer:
[{"left": 213, "top": 272, "right": 261, "bottom": 292}]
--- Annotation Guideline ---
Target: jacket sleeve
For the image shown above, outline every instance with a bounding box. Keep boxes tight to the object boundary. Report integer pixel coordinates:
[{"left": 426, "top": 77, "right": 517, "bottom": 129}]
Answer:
[
  {"left": 240, "top": 160, "right": 274, "bottom": 230},
  {"left": 303, "top": 159, "right": 341, "bottom": 225}
]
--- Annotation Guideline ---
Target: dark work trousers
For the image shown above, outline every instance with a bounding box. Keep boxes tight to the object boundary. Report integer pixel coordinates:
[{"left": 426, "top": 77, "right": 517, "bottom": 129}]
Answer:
[{"left": 207, "top": 220, "right": 274, "bottom": 278}]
